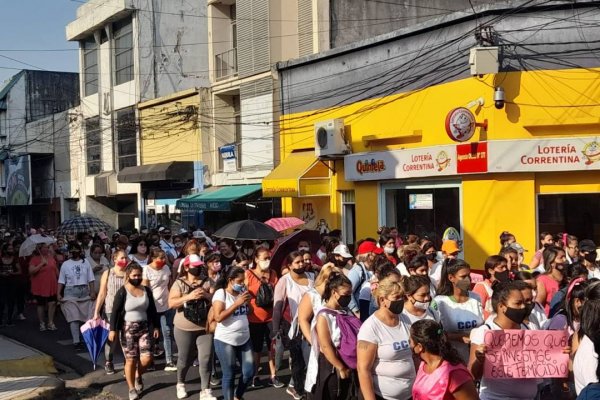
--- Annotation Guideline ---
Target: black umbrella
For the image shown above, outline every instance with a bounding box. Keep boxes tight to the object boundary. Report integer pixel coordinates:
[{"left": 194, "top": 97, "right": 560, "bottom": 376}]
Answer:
[
  {"left": 270, "top": 229, "right": 321, "bottom": 272},
  {"left": 214, "top": 220, "right": 281, "bottom": 241}
]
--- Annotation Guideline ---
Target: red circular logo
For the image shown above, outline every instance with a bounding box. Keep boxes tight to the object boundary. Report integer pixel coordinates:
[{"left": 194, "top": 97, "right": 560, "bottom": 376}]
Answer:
[{"left": 445, "top": 107, "right": 476, "bottom": 142}]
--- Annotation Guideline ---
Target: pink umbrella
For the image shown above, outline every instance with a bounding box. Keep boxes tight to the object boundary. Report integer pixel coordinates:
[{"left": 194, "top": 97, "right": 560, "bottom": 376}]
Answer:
[{"left": 264, "top": 217, "right": 305, "bottom": 232}]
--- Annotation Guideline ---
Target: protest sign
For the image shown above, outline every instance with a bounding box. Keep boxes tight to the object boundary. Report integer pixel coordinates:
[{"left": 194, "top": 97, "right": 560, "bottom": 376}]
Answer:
[{"left": 483, "top": 329, "right": 569, "bottom": 379}]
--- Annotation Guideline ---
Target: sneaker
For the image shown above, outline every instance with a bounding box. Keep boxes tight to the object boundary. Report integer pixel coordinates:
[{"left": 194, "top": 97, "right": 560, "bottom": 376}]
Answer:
[
  {"left": 128, "top": 389, "right": 139, "bottom": 400},
  {"left": 16, "top": 313, "right": 26, "bottom": 321},
  {"left": 209, "top": 374, "right": 220, "bottom": 387},
  {"left": 199, "top": 389, "right": 217, "bottom": 400},
  {"left": 105, "top": 361, "right": 115, "bottom": 375},
  {"left": 135, "top": 377, "right": 143, "bottom": 393},
  {"left": 176, "top": 383, "right": 188, "bottom": 399},
  {"left": 270, "top": 376, "right": 285, "bottom": 389},
  {"left": 47, "top": 323, "right": 57, "bottom": 331},
  {"left": 164, "top": 362, "right": 177, "bottom": 372},
  {"left": 286, "top": 386, "right": 302, "bottom": 400},
  {"left": 39, "top": 322, "right": 46, "bottom": 331},
  {"left": 249, "top": 376, "right": 260, "bottom": 388}
]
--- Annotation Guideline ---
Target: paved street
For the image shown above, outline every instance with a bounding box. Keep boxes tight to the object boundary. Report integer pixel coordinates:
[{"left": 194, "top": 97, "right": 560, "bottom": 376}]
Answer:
[{"left": 0, "top": 304, "right": 292, "bottom": 399}]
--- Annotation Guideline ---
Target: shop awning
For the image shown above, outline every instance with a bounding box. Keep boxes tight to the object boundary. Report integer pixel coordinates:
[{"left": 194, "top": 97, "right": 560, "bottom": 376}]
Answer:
[
  {"left": 176, "top": 184, "right": 262, "bottom": 211},
  {"left": 262, "top": 151, "right": 330, "bottom": 197},
  {"left": 117, "top": 161, "right": 194, "bottom": 183}
]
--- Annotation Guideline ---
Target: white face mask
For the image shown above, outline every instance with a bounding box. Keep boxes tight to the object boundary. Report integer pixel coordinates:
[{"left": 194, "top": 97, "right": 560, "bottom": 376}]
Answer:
[
  {"left": 258, "top": 259, "right": 270, "bottom": 271},
  {"left": 298, "top": 246, "right": 310, "bottom": 252},
  {"left": 384, "top": 247, "right": 395, "bottom": 255},
  {"left": 413, "top": 300, "right": 430, "bottom": 311}
]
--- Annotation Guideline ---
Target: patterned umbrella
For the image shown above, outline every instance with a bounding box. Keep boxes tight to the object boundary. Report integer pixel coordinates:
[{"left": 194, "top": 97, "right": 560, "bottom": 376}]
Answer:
[
  {"left": 264, "top": 217, "right": 305, "bottom": 232},
  {"left": 57, "top": 216, "right": 112, "bottom": 236}
]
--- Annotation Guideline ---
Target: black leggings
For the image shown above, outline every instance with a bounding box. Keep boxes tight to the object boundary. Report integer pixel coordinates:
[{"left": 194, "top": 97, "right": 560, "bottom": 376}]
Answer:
[{"left": 312, "top": 353, "right": 357, "bottom": 400}]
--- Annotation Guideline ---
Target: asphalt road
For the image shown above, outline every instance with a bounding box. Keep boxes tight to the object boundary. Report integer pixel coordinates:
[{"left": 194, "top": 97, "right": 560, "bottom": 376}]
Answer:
[{"left": 0, "top": 303, "right": 293, "bottom": 400}]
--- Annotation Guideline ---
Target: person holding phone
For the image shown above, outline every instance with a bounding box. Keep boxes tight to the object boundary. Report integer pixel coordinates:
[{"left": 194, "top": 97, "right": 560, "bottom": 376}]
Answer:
[{"left": 212, "top": 267, "right": 254, "bottom": 400}]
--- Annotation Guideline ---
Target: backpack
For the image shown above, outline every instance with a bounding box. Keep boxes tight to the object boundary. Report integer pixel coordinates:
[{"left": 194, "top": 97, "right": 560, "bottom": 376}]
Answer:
[
  {"left": 178, "top": 278, "right": 210, "bottom": 324},
  {"left": 250, "top": 270, "right": 274, "bottom": 309},
  {"left": 578, "top": 383, "right": 600, "bottom": 399},
  {"left": 318, "top": 308, "right": 362, "bottom": 369}
]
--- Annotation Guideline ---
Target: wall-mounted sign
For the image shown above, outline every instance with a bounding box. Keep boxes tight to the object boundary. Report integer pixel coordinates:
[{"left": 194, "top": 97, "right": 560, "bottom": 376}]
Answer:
[
  {"left": 219, "top": 144, "right": 237, "bottom": 173},
  {"left": 457, "top": 142, "right": 488, "bottom": 173},
  {"left": 445, "top": 107, "right": 476, "bottom": 142},
  {"left": 5, "top": 155, "right": 32, "bottom": 206},
  {"left": 409, "top": 193, "right": 433, "bottom": 209}
]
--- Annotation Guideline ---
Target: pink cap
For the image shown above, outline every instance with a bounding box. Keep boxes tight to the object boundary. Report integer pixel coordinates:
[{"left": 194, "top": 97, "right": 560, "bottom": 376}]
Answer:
[
  {"left": 98, "top": 232, "right": 108, "bottom": 240},
  {"left": 185, "top": 254, "right": 203, "bottom": 267}
]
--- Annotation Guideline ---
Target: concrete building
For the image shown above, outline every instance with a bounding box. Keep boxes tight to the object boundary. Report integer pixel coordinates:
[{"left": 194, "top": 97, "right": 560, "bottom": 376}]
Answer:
[
  {"left": 0, "top": 70, "right": 80, "bottom": 228},
  {"left": 66, "top": 0, "right": 209, "bottom": 231},
  {"left": 267, "top": 0, "right": 600, "bottom": 266}
]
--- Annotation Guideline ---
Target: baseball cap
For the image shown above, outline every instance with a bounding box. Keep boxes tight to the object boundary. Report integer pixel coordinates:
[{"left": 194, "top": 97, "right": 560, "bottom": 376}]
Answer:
[
  {"left": 193, "top": 230, "right": 207, "bottom": 239},
  {"left": 98, "top": 232, "right": 108, "bottom": 240},
  {"left": 158, "top": 227, "right": 166, "bottom": 233},
  {"left": 185, "top": 254, "right": 204, "bottom": 267},
  {"left": 509, "top": 242, "right": 527, "bottom": 253},
  {"left": 357, "top": 241, "right": 383, "bottom": 255},
  {"left": 333, "top": 244, "right": 353, "bottom": 259},
  {"left": 580, "top": 239, "right": 597, "bottom": 253},
  {"left": 441, "top": 240, "right": 460, "bottom": 254}
]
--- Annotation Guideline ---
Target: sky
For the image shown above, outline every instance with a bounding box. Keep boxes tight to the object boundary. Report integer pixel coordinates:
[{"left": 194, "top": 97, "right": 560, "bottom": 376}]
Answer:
[{"left": 0, "top": 0, "right": 81, "bottom": 85}]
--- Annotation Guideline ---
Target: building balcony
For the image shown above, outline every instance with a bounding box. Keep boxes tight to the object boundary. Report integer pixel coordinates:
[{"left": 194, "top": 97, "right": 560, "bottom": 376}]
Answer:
[{"left": 215, "top": 48, "right": 238, "bottom": 81}]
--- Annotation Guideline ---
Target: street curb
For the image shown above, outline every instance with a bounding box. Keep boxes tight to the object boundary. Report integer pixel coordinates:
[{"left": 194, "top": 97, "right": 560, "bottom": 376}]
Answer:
[{"left": 5, "top": 376, "right": 65, "bottom": 400}]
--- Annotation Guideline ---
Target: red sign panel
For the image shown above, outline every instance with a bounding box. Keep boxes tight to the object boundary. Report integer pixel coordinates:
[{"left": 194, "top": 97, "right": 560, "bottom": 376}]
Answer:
[{"left": 456, "top": 142, "right": 488, "bottom": 173}]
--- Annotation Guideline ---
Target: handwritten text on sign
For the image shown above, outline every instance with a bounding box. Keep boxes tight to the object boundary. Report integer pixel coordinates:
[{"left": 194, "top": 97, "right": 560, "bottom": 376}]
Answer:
[{"left": 483, "top": 330, "right": 569, "bottom": 379}]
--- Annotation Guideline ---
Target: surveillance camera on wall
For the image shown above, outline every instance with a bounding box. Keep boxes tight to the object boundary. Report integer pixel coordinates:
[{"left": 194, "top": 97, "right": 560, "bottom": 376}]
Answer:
[{"left": 494, "top": 87, "right": 505, "bottom": 109}]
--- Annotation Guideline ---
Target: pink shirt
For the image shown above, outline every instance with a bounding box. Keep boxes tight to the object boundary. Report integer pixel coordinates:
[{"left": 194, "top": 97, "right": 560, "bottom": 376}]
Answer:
[
  {"left": 412, "top": 360, "right": 473, "bottom": 400},
  {"left": 537, "top": 274, "right": 560, "bottom": 315}
]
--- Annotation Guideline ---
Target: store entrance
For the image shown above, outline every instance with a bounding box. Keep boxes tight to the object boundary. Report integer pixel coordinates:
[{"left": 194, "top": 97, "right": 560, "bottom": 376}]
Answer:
[
  {"left": 384, "top": 184, "right": 461, "bottom": 247},
  {"left": 538, "top": 194, "right": 600, "bottom": 243}
]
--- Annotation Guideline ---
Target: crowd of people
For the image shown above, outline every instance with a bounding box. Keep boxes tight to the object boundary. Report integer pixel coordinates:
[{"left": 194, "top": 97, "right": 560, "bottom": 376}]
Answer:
[{"left": 0, "top": 225, "right": 600, "bottom": 400}]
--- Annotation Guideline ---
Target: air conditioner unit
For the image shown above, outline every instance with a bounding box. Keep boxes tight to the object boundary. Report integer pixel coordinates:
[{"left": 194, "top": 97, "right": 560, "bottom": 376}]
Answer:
[{"left": 314, "top": 119, "right": 350, "bottom": 158}]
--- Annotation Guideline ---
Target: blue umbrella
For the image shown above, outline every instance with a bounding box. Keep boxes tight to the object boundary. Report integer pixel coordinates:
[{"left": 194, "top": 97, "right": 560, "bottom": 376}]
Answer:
[{"left": 80, "top": 319, "right": 110, "bottom": 370}]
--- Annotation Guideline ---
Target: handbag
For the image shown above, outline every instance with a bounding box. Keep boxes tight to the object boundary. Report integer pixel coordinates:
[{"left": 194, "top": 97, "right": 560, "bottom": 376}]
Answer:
[{"left": 178, "top": 278, "right": 210, "bottom": 325}]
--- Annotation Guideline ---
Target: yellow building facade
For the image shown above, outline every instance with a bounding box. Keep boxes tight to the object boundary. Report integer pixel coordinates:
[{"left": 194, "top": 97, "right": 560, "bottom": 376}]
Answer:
[{"left": 266, "top": 68, "right": 600, "bottom": 268}]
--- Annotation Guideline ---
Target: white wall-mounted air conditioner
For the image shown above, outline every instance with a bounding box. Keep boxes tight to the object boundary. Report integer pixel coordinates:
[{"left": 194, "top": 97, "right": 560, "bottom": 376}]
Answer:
[{"left": 314, "top": 119, "right": 350, "bottom": 158}]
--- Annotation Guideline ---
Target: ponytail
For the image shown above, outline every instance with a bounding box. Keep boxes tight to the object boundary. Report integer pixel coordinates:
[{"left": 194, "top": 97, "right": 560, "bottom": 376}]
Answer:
[
  {"left": 322, "top": 272, "right": 351, "bottom": 302},
  {"left": 410, "top": 319, "right": 464, "bottom": 365}
]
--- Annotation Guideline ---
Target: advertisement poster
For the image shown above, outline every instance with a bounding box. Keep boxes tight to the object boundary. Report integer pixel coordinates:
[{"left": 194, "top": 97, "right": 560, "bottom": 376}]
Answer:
[
  {"left": 219, "top": 144, "right": 237, "bottom": 173},
  {"left": 409, "top": 193, "right": 433, "bottom": 209},
  {"left": 5, "top": 155, "right": 32, "bottom": 206}
]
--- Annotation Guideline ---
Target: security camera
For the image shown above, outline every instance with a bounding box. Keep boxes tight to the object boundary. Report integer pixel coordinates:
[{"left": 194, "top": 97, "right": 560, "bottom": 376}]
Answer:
[{"left": 494, "top": 87, "right": 505, "bottom": 109}]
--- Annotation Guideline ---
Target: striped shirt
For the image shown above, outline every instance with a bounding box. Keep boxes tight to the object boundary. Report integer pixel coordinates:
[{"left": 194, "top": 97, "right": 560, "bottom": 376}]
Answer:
[{"left": 105, "top": 268, "right": 126, "bottom": 314}]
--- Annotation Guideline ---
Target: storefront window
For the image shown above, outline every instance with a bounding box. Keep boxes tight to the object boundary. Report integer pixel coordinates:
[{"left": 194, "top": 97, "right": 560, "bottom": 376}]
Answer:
[
  {"left": 384, "top": 185, "right": 460, "bottom": 246},
  {"left": 538, "top": 194, "right": 599, "bottom": 243}
]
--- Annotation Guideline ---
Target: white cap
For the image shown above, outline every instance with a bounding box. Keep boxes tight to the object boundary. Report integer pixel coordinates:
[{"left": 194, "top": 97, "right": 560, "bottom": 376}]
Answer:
[
  {"left": 185, "top": 254, "right": 203, "bottom": 267},
  {"left": 179, "top": 228, "right": 188, "bottom": 234},
  {"left": 333, "top": 244, "right": 353, "bottom": 259},
  {"left": 158, "top": 227, "right": 166, "bottom": 232}
]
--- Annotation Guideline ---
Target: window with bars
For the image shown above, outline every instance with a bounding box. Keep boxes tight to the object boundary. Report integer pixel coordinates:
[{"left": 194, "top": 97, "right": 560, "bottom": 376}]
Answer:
[
  {"left": 83, "top": 37, "right": 98, "bottom": 96},
  {"left": 85, "top": 116, "right": 101, "bottom": 175},
  {"left": 114, "top": 18, "right": 133, "bottom": 85},
  {"left": 116, "top": 108, "right": 137, "bottom": 171}
]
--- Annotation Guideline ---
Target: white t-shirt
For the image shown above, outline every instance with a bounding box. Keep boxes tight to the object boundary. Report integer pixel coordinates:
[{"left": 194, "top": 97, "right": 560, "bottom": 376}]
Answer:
[
  {"left": 129, "top": 254, "right": 149, "bottom": 267},
  {"left": 212, "top": 288, "right": 250, "bottom": 346},
  {"left": 400, "top": 307, "right": 437, "bottom": 327},
  {"left": 428, "top": 261, "right": 443, "bottom": 289},
  {"left": 470, "top": 321, "right": 541, "bottom": 400},
  {"left": 431, "top": 293, "right": 483, "bottom": 362},
  {"left": 396, "top": 262, "right": 410, "bottom": 277},
  {"left": 59, "top": 259, "right": 95, "bottom": 287},
  {"left": 574, "top": 335, "right": 599, "bottom": 394},
  {"left": 160, "top": 239, "right": 178, "bottom": 259},
  {"left": 143, "top": 265, "right": 171, "bottom": 313},
  {"left": 357, "top": 314, "right": 415, "bottom": 400},
  {"left": 588, "top": 267, "right": 600, "bottom": 280}
]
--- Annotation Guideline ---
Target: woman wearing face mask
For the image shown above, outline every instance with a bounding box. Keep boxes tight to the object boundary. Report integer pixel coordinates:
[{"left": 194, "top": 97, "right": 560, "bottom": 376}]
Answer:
[
  {"left": 168, "top": 253, "right": 216, "bottom": 400},
  {"left": 311, "top": 272, "right": 359, "bottom": 399},
  {"left": 423, "top": 242, "right": 443, "bottom": 289},
  {"left": 172, "top": 240, "right": 200, "bottom": 281},
  {"left": 57, "top": 243, "right": 96, "bottom": 350},
  {"left": 243, "top": 247, "right": 281, "bottom": 388},
  {"left": 432, "top": 259, "right": 483, "bottom": 363},
  {"left": 469, "top": 281, "right": 548, "bottom": 400},
  {"left": 110, "top": 263, "right": 161, "bottom": 400},
  {"left": 357, "top": 276, "right": 415, "bottom": 400},
  {"left": 536, "top": 246, "right": 567, "bottom": 315},
  {"left": 142, "top": 249, "right": 176, "bottom": 371},
  {"left": 29, "top": 243, "right": 58, "bottom": 331},
  {"left": 129, "top": 240, "right": 150, "bottom": 267},
  {"left": 512, "top": 271, "right": 547, "bottom": 329},
  {"left": 212, "top": 267, "right": 254, "bottom": 400},
  {"left": 272, "top": 251, "right": 316, "bottom": 400},
  {"left": 400, "top": 275, "right": 437, "bottom": 326},
  {"left": 473, "top": 256, "right": 510, "bottom": 320},
  {"left": 204, "top": 253, "right": 223, "bottom": 285},
  {"left": 94, "top": 249, "right": 128, "bottom": 374},
  {"left": 529, "top": 232, "right": 554, "bottom": 272},
  {"left": 89, "top": 243, "right": 109, "bottom": 298},
  {"left": 379, "top": 235, "right": 398, "bottom": 265},
  {"left": 218, "top": 239, "right": 237, "bottom": 272}
]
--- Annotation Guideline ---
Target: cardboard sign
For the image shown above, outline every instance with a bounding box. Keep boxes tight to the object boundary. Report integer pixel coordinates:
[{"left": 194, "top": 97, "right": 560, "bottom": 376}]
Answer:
[{"left": 483, "top": 329, "right": 569, "bottom": 379}]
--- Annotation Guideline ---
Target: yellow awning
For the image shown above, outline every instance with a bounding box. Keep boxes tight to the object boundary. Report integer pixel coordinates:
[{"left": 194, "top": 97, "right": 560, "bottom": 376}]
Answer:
[{"left": 262, "top": 151, "right": 330, "bottom": 197}]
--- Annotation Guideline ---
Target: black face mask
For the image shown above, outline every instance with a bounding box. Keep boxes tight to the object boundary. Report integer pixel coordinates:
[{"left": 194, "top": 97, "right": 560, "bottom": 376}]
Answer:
[
  {"left": 425, "top": 253, "right": 437, "bottom": 262},
  {"left": 494, "top": 270, "right": 510, "bottom": 283},
  {"left": 505, "top": 305, "right": 529, "bottom": 325},
  {"left": 129, "top": 278, "right": 143, "bottom": 287},
  {"left": 388, "top": 299, "right": 404, "bottom": 314},
  {"left": 584, "top": 252, "right": 597, "bottom": 263},
  {"left": 188, "top": 267, "right": 201, "bottom": 277},
  {"left": 293, "top": 267, "right": 306, "bottom": 275},
  {"left": 71, "top": 251, "right": 81, "bottom": 259},
  {"left": 337, "top": 294, "right": 352, "bottom": 308}
]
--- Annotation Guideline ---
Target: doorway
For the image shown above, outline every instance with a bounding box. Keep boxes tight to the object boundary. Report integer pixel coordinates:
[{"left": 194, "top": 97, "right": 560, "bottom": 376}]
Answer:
[{"left": 538, "top": 193, "right": 600, "bottom": 243}]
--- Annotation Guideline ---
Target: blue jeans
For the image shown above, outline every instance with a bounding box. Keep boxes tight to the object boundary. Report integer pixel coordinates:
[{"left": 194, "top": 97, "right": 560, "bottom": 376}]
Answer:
[
  {"left": 214, "top": 338, "right": 254, "bottom": 400},
  {"left": 159, "top": 310, "right": 174, "bottom": 362}
]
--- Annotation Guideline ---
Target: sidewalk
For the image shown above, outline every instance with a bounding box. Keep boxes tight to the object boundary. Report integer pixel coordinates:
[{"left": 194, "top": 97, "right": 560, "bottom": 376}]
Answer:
[{"left": 0, "top": 335, "right": 64, "bottom": 399}]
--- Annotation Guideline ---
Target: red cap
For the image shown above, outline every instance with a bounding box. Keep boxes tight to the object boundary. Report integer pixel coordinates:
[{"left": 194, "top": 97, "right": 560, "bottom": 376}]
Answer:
[{"left": 357, "top": 241, "right": 383, "bottom": 255}]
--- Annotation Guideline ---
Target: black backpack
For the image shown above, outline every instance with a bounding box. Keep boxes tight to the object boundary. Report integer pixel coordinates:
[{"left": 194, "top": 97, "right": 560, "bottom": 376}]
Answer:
[
  {"left": 178, "top": 278, "right": 210, "bottom": 324},
  {"left": 251, "top": 270, "right": 274, "bottom": 309}
]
